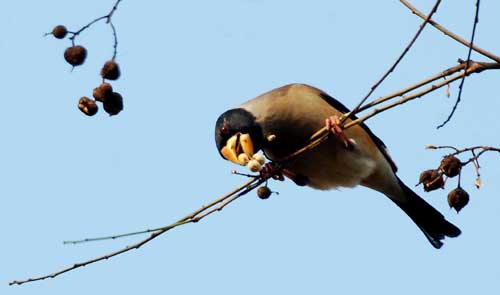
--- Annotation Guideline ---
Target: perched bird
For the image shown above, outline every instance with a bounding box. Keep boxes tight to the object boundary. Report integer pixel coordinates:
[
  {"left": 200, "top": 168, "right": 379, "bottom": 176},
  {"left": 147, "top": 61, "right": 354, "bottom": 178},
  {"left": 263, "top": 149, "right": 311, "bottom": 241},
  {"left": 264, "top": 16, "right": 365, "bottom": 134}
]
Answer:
[{"left": 215, "top": 83, "right": 461, "bottom": 249}]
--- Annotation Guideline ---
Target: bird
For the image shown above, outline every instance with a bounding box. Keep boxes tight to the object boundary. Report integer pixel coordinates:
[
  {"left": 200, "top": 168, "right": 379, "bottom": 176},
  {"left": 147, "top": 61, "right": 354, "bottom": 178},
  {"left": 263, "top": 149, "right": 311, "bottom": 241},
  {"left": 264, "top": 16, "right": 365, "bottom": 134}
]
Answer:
[{"left": 214, "top": 83, "right": 461, "bottom": 249}]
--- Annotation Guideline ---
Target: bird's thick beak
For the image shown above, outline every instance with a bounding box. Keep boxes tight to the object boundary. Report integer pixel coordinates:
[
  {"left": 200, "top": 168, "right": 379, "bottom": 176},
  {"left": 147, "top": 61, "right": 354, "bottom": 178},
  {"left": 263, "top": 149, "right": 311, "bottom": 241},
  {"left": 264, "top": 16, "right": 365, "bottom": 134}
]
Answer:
[{"left": 220, "top": 133, "right": 255, "bottom": 165}]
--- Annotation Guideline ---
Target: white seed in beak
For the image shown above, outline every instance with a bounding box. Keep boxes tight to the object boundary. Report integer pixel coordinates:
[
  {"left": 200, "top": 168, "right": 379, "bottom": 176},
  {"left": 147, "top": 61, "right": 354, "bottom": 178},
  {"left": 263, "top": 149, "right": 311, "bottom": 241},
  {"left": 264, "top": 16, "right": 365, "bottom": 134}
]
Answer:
[
  {"left": 247, "top": 159, "right": 262, "bottom": 172},
  {"left": 252, "top": 154, "right": 265, "bottom": 165}
]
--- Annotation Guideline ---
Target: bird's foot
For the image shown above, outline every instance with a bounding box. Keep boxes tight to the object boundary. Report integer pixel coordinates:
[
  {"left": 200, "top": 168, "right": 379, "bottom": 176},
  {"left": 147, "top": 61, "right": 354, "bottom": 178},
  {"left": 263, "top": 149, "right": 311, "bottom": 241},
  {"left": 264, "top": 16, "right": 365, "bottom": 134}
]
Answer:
[
  {"left": 259, "top": 162, "right": 285, "bottom": 181},
  {"left": 325, "top": 116, "right": 355, "bottom": 150}
]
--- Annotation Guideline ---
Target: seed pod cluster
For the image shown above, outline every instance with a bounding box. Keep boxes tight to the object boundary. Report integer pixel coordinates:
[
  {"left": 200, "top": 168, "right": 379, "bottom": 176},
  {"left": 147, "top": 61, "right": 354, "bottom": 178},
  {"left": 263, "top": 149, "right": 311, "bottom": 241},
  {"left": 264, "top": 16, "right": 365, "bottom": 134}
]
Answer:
[
  {"left": 48, "top": 24, "right": 125, "bottom": 117},
  {"left": 77, "top": 82, "right": 123, "bottom": 117},
  {"left": 418, "top": 154, "right": 471, "bottom": 213}
]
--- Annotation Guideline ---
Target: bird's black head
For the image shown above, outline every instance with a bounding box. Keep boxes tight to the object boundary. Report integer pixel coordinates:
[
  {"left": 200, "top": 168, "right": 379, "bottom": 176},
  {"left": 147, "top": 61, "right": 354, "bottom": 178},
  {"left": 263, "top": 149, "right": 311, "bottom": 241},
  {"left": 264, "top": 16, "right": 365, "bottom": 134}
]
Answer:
[{"left": 215, "top": 108, "right": 264, "bottom": 164}]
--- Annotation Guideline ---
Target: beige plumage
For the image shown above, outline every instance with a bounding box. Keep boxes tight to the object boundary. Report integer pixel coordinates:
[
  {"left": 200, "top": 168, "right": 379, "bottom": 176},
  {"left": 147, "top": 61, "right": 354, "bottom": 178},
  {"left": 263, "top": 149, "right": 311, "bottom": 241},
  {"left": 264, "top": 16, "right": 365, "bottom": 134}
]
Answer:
[{"left": 215, "top": 83, "right": 461, "bottom": 248}]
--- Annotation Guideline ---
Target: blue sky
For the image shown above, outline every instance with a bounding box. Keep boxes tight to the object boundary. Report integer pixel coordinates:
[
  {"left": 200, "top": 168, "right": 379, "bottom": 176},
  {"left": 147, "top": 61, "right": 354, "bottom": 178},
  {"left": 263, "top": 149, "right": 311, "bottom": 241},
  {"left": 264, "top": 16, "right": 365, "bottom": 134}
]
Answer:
[{"left": 2, "top": 1, "right": 500, "bottom": 294}]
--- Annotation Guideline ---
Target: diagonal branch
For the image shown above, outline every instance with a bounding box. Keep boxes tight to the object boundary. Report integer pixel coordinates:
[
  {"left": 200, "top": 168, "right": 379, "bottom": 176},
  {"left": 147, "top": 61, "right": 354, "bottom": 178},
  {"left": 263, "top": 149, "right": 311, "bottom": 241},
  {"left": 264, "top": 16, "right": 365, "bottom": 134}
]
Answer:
[
  {"left": 280, "top": 60, "right": 499, "bottom": 163},
  {"left": 342, "top": 0, "right": 442, "bottom": 125},
  {"left": 357, "top": 62, "right": 466, "bottom": 113},
  {"left": 400, "top": 0, "right": 500, "bottom": 63},
  {"left": 9, "top": 177, "right": 262, "bottom": 286},
  {"left": 345, "top": 61, "right": 499, "bottom": 129},
  {"left": 437, "top": 0, "right": 481, "bottom": 129}
]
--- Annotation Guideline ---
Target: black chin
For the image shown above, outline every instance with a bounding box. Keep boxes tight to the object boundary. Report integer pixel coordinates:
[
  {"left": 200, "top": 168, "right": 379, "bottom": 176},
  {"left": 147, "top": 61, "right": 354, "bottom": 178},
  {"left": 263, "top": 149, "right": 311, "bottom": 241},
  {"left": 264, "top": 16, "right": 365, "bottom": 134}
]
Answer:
[{"left": 215, "top": 108, "right": 263, "bottom": 157}]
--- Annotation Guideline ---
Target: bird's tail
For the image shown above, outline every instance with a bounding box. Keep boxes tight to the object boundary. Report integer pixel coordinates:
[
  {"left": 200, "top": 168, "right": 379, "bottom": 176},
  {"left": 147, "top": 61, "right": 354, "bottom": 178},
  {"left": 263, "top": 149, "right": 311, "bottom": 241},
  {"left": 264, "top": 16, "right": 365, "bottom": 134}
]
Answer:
[{"left": 392, "top": 177, "right": 461, "bottom": 249}]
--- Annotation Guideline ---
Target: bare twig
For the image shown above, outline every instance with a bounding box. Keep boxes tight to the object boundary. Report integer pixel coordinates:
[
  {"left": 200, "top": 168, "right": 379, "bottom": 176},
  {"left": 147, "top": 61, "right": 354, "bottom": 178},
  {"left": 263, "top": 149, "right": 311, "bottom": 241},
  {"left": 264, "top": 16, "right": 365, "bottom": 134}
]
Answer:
[
  {"left": 9, "top": 176, "right": 262, "bottom": 286},
  {"left": 281, "top": 60, "right": 499, "bottom": 164},
  {"left": 400, "top": 0, "right": 500, "bottom": 63},
  {"left": 345, "top": 61, "right": 500, "bottom": 130},
  {"left": 63, "top": 227, "right": 164, "bottom": 245},
  {"left": 109, "top": 21, "right": 118, "bottom": 60},
  {"left": 341, "top": 0, "right": 442, "bottom": 125},
  {"left": 68, "top": 0, "right": 123, "bottom": 59},
  {"left": 437, "top": 0, "right": 481, "bottom": 128},
  {"left": 357, "top": 62, "right": 466, "bottom": 113}
]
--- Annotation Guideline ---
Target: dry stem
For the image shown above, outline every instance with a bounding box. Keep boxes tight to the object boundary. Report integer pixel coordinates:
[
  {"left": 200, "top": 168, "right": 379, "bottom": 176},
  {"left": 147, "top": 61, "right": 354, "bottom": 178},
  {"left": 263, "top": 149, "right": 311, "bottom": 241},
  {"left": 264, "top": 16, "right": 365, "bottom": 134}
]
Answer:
[
  {"left": 400, "top": 0, "right": 500, "bottom": 63},
  {"left": 9, "top": 177, "right": 262, "bottom": 285},
  {"left": 437, "top": 0, "right": 481, "bottom": 128},
  {"left": 68, "top": 0, "right": 122, "bottom": 59},
  {"left": 342, "top": 0, "right": 442, "bottom": 125}
]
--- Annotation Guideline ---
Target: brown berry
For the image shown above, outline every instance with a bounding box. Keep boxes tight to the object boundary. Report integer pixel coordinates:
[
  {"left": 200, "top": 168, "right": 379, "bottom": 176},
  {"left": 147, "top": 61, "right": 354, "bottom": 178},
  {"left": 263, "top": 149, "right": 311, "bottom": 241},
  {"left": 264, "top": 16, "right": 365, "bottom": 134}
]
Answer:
[
  {"left": 101, "top": 60, "right": 121, "bottom": 80},
  {"left": 439, "top": 155, "right": 462, "bottom": 178},
  {"left": 103, "top": 92, "right": 123, "bottom": 116},
  {"left": 52, "top": 25, "right": 68, "bottom": 39},
  {"left": 92, "top": 82, "right": 113, "bottom": 102},
  {"left": 418, "top": 169, "right": 444, "bottom": 192},
  {"left": 78, "top": 97, "right": 98, "bottom": 116},
  {"left": 64, "top": 45, "right": 87, "bottom": 66},
  {"left": 257, "top": 186, "right": 272, "bottom": 199},
  {"left": 448, "top": 187, "right": 469, "bottom": 213}
]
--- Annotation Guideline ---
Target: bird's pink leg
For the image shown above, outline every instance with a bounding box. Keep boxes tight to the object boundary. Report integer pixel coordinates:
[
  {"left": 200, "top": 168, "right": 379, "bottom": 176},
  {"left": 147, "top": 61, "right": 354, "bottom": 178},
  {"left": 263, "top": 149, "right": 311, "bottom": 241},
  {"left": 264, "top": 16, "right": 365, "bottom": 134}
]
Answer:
[{"left": 325, "top": 116, "right": 355, "bottom": 150}]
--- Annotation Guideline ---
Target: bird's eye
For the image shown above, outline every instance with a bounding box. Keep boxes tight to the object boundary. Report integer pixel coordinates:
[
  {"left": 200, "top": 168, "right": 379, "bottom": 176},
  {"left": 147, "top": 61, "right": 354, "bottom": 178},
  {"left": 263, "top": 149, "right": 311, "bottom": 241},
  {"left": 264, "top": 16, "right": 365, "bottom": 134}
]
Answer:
[{"left": 221, "top": 124, "right": 230, "bottom": 135}]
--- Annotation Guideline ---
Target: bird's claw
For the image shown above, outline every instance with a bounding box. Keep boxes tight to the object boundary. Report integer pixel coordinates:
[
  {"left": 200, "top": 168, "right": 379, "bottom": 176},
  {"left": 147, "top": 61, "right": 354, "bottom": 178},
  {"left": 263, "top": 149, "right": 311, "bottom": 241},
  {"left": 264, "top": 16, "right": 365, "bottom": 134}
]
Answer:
[{"left": 325, "top": 116, "right": 355, "bottom": 150}]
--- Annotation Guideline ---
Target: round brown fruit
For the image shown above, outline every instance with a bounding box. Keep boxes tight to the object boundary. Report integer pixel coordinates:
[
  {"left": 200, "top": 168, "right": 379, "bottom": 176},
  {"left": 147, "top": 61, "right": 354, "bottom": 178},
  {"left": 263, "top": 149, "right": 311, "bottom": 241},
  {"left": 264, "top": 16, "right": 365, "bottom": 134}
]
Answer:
[
  {"left": 418, "top": 169, "right": 444, "bottom": 192},
  {"left": 439, "top": 155, "right": 462, "bottom": 178},
  {"left": 52, "top": 25, "right": 68, "bottom": 39},
  {"left": 447, "top": 187, "right": 469, "bottom": 213},
  {"left": 101, "top": 60, "right": 121, "bottom": 80},
  {"left": 78, "top": 97, "right": 98, "bottom": 116},
  {"left": 64, "top": 45, "right": 87, "bottom": 66},
  {"left": 257, "top": 186, "right": 272, "bottom": 199},
  {"left": 103, "top": 92, "right": 123, "bottom": 116},
  {"left": 92, "top": 82, "right": 113, "bottom": 102}
]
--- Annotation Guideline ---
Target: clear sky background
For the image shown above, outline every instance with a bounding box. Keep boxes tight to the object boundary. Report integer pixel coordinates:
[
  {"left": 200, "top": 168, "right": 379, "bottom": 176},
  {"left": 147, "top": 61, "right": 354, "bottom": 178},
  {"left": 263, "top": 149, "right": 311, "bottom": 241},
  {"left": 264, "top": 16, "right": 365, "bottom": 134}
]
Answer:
[{"left": 2, "top": 1, "right": 500, "bottom": 294}]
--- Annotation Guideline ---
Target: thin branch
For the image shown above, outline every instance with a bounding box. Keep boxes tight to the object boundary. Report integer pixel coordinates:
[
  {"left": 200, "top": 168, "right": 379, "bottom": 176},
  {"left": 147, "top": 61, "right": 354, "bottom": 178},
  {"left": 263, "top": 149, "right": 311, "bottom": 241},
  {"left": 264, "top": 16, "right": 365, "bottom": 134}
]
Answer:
[
  {"left": 428, "top": 145, "right": 500, "bottom": 164},
  {"left": 106, "top": 0, "right": 123, "bottom": 23},
  {"left": 357, "top": 62, "right": 466, "bottom": 113},
  {"left": 344, "top": 61, "right": 499, "bottom": 130},
  {"left": 68, "top": 0, "right": 122, "bottom": 58},
  {"left": 9, "top": 177, "right": 262, "bottom": 286},
  {"left": 341, "top": 0, "right": 442, "bottom": 125},
  {"left": 278, "top": 60, "right": 499, "bottom": 163},
  {"left": 63, "top": 227, "right": 164, "bottom": 245},
  {"left": 110, "top": 21, "right": 118, "bottom": 59},
  {"left": 437, "top": 0, "right": 481, "bottom": 128},
  {"left": 400, "top": 0, "right": 500, "bottom": 63}
]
